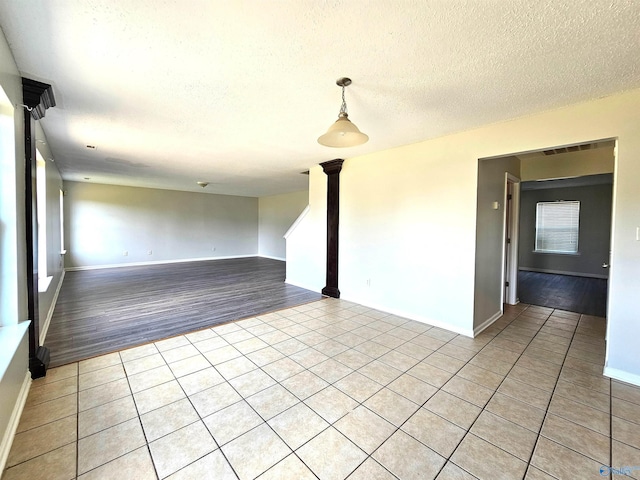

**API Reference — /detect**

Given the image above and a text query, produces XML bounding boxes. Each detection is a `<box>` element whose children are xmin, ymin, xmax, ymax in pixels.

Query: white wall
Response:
<box><xmin>0</xmin><ymin>32</ymin><xmax>26</xmax><ymax>327</ymax></box>
<box><xmin>258</xmin><ymin>190</ymin><xmax>308</xmax><ymax>261</ymax></box>
<box><xmin>285</xmin><ymin>166</ymin><xmax>326</xmax><ymax>292</ymax></box>
<box><xmin>289</xmin><ymin>88</ymin><xmax>640</xmax><ymax>384</ymax></box>
<box><xmin>0</xmin><ymin>85</ymin><xmax>18</xmax><ymax>327</ymax></box>
<box><xmin>0</xmin><ymin>26</ymin><xmax>31</xmax><ymax>472</ymax></box>
<box><xmin>35</xmin><ymin>123</ymin><xmax>65</xmax><ymax>341</ymax></box>
<box><xmin>64</xmin><ymin>182</ymin><xmax>259</xmax><ymax>268</ymax></box>
<box><xmin>338</xmin><ymin>142</ymin><xmax>478</xmax><ymax>334</ymax></box>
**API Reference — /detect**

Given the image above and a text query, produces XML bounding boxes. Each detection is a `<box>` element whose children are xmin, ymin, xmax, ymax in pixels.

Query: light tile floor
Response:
<box><xmin>4</xmin><ymin>299</ymin><xmax>640</xmax><ymax>479</ymax></box>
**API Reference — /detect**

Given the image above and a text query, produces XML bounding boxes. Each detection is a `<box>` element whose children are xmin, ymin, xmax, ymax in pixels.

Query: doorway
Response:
<box><xmin>512</xmin><ymin>140</ymin><xmax>615</xmax><ymax>317</ymax></box>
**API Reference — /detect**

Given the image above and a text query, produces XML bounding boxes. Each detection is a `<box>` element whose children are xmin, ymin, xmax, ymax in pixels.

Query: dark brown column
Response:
<box><xmin>23</xmin><ymin>77</ymin><xmax>56</xmax><ymax>379</ymax></box>
<box><xmin>320</xmin><ymin>159</ymin><xmax>344</xmax><ymax>298</ymax></box>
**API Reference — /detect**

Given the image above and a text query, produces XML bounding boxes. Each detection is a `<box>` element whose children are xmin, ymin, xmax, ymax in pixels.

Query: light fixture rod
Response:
<box><xmin>337</xmin><ymin>78</ymin><xmax>351</xmax><ymax>114</ymax></box>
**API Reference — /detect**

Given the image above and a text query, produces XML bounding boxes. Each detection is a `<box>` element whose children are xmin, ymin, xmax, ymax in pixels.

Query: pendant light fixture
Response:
<box><xmin>318</xmin><ymin>77</ymin><xmax>369</xmax><ymax>148</ymax></box>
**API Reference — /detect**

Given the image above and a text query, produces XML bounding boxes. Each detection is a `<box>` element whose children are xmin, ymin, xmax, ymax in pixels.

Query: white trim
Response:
<box><xmin>603</xmin><ymin>366</ymin><xmax>640</xmax><ymax>388</ymax></box>
<box><xmin>518</xmin><ymin>266</ymin><xmax>608</xmax><ymax>279</ymax></box>
<box><xmin>503</xmin><ymin>174</ymin><xmax>520</xmax><ymax>305</ymax></box>
<box><xmin>473</xmin><ymin>310</ymin><xmax>503</xmax><ymax>337</ymax></box>
<box><xmin>340</xmin><ymin>294</ymin><xmax>475</xmax><ymax>337</ymax></box>
<box><xmin>284</xmin><ymin>205</ymin><xmax>310</xmax><ymax>239</ymax></box>
<box><xmin>0</xmin><ymin>371</ymin><xmax>31</xmax><ymax>474</ymax></box>
<box><xmin>39</xmin><ymin>270</ymin><xmax>65</xmax><ymax>345</ymax></box>
<box><xmin>65</xmin><ymin>254</ymin><xmax>258</xmax><ymax>272</ymax></box>
<box><xmin>37</xmin><ymin>275</ymin><xmax>53</xmax><ymax>293</ymax></box>
<box><xmin>259</xmin><ymin>255</ymin><xmax>285</xmax><ymax>262</ymax></box>
<box><xmin>604</xmin><ymin>138</ymin><xmax>618</xmax><ymax>355</ymax></box>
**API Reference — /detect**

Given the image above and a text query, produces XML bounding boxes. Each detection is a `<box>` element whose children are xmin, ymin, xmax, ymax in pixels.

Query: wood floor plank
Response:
<box><xmin>517</xmin><ymin>271</ymin><xmax>607</xmax><ymax>317</ymax></box>
<box><xmin>44</xmin><ymin>257</ymin><xmax>323</xmax><ymax>367</ymax></box>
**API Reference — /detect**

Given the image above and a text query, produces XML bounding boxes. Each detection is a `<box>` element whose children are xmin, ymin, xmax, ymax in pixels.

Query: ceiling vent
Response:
<box><xmin>543</xmin><ymin>143</ymin><xmax>594</xmax><ymax>156</ymax></box>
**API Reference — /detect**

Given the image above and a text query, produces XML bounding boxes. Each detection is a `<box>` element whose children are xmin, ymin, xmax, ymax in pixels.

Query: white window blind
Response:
<box><xmin>535</xmin><ymin>201</ymin><xmax>580</xmax><ymax>253</ymax></box>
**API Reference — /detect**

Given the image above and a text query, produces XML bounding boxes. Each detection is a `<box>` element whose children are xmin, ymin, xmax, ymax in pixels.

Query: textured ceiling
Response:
<box><xmin>1</xmin><ymin>1</ymin><xmax>639</xmax><ymax>197</ymax></box>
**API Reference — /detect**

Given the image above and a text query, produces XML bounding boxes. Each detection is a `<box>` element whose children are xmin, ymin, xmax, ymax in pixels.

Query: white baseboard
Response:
<box><xmin>39</xmin><ymin>270</ymin><xmax>65</xmax><ymax>345</ymax></box>
<box><xmin>65</xmin><ymin>254</ymin><xmax>258</xmax><ymax>271</ymax></box>
<box><xmin>518</xmin><ymin>267</ymin><xmax>608</xmax><ymax>280</ymax></box>
<box><xmin>0</xmin><ymin>371</ymin><xmax>31</xmax><ymax>473</ymax></box>
<box><xmin>340</xmin><ymin>294</ymin><xmax>474</xmax><ymax>337</ymax></box>
<box><xmin>284</xmin><ymin>279</ymin><xmax>323</xmax><ymax>293</ymax></box>
<box><xmin>603</xmin><ymin>366</ymin><xmax>640</xmax><ymax>387</ymax></box>
<box><xmin>473</xmin><ymin>310</ymin><xmax>503</xmax><ymax>337</ymax></box>
<box><xmin>258</xmin><ymin>255</ymin><xmax>285</xmax><ymax>262</ymax></box>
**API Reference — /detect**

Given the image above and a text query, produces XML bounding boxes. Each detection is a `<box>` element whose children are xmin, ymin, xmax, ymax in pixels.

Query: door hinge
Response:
<box><xmin>505</xmin><ymin>281</ymin><xmax>510</xmax><ymax>287</ymax></box>
<box><xmin>507</xmin><ymin>194</ymin><xmax>513</xmax><ymax>200</ymax></box>
<box><xmin>507</xmin><ymin>238</ymin><xmax>511</xmax><ymax>244</ymax></box>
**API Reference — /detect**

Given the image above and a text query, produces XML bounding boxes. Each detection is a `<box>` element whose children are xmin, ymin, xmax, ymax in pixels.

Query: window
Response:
<box><xmin>535</xmin><ymin>201</ymin><xmax>580</xmax><ymax>254</ymax></box>
<box><xmin>60</xmin><ymin>189</ymin><xmax>65</xmax><ymax>253</ymax></box>
<box><xmin>36</xmin><ymin>152</ymin><xmax>47</xmax><ymax>277</ymax></box>
<box><xmin>0</xmin><ymin>85</ymin><xmax>18</xmax><ymax>326</ymax></box>
<box><xmin>36</xmin><ymin>150</ymin><xmax>53</xmax><ymax>291</ymax></box>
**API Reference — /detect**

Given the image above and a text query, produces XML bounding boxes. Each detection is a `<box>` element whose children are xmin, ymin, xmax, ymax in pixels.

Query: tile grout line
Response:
<box><xmin>11</xmin><ymin>301</ymin><xmax>623</xmax><ymax>480</ymax></box>
<box><xmin>106</xmin><ymin>304</ymin><xmax>539</xmax><ymax>478</ymax></box>
<box><xmin>250</xmin><ymin>303</ymin><xmax>436</xmax><ymax>478</ymax></box>
<box><xmin>155</xmin><ymin>327</ymin><xmax>245</xmax><ymax>480</ymax></box>
<box><xmin>302</xmin><ymin>306</ymin><xmax>451</xmax><ymax>479</ymax></box>
<box><xmin>164</xmin><ymin>304</ymin><xmax>371</xmax><ymax>478</ymax></box>
<box><xmin>523</xmin><ymin>312</ymin><xmax>599</xmax><ymax>479</ymax></box>
<box><xmin>246</xmin><ymin>302</ymin><xmax>392</xmax><ymax>479</ymax></box>
<box><xmin>118</xmin><ymin>349</ymin><xmax>162</xmax><ymax>480</ymax></box>
<box><xmin>79</xmin><ymin>303</ymin><xmax>393</xmax><ymax>479</ymax></box>
<box><xmin>609</xmin><ymin>373</ymin><xmax>613</xmax><ymax>476</ymax></box>
<box><xmin>76</xmin><ymin>367</ymin><xmax>79</xmax><ymax>480</ymax></box>
<box><xmin>252</xmin><ymin>305</ymin><xmax>390</xmax><ymax>478</ymax></box>
<box><xmin>332</xmin><ymin>315</ymin><xmax>504</xmax><ymax>479</ymax></box>
<box><xmin>521</xmin><ymin>311</ymin><xmax>578</xmax><ymax>479</ymax></box>
<box><xmin>426</xmin><ymin>305</ymin><xmax>552</xmax><ymax>479</ymax></box>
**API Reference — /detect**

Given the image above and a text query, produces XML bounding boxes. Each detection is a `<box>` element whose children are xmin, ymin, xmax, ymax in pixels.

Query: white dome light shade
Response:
<box><xmin>318</xmin><ymin>112</ymin><xmax>369</xmax><ymax>147</ymax></box>
<box><xmin>318</xmin><ymin>77</ymin><xmax>369</xmax><ymax>148</ymax></box>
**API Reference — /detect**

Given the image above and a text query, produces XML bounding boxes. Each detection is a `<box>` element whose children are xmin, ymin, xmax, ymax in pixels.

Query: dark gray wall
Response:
<box><xmin>519</xmin><ymin>183</ymin><xmax>612</xmax><ymax>278</ymax></box>
<box><xmin>473</xmin><ymin>156</ymin><xmax>520</xmax><ymax>327</ymax></box>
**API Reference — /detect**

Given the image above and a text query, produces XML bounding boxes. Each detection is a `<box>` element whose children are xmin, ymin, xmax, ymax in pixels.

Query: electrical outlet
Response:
<box><xmin>147</xmin><ymin>250</ymin><xmax>153</xmax><ymax>255</ymax></box>
<box><xmin>212</xmin><ymin>246</ymin><xmax>216</xmax><ymax>251</ymax></box>
<box><xmin>123</xmin><ymin>250</ymin><xmax>128</xmax><ymax>256</ymax></box>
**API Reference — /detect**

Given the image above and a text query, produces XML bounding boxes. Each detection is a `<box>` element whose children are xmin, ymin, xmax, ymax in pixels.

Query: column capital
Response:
<box><xmin>22</xmin><ymin>77</ymin><xmax>56</xmax><ymax>120</ymax></box>
<box><xmin>320</xmin><ymin>159</ymin><xmax>344</xmax><ymax>175</ymax></box>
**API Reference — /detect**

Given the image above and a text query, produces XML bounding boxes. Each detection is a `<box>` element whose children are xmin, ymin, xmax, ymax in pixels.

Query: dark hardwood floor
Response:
<box><xmin>45</xmin><ymin>257</ymin><xmax>323</xmax><ymax>367</ymax></box>
<box><xmin>517</xmin><ymin>271</ymin><xmax>607</xmax><ymax>317</ymax></box>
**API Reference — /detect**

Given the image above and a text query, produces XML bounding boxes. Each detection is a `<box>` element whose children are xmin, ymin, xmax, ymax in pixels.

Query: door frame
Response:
<box><xmin>502</xmin><ymin>173</ymin><xmax>520</xmax><ymax>305</ymax></box>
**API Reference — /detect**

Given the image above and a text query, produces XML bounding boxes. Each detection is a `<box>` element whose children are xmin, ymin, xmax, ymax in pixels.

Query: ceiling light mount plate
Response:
<box><xmin>336</xmin><ymin>77</ymin><xmax>352</xmax><ymax>87</ymax></box>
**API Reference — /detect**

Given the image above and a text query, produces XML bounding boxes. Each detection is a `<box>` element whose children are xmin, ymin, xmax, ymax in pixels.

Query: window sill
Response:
<box><xmin>533</xmin><ymin>250</ymin><xmax>580</xmax><ymax>256</ymax></box>
<box><xmin>38</xmin><ymin>276</ymin><xmax>53</xmax><ymax>293</ymax></box>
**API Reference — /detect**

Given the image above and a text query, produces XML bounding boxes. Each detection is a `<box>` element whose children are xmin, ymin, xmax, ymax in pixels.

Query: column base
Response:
<box><xmin>29</xmin><ymin>346</ymin><xmax>50</xmax><ymax>379</ymax></box>
<box><xmin>321</xmin><ymin>286</ymin><xmax>341</xmax><ymax>298</ymax></box>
